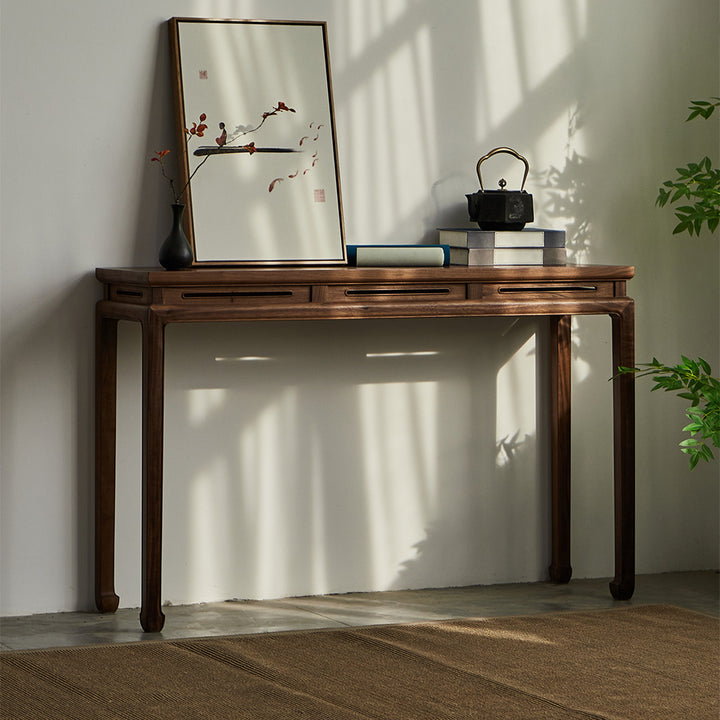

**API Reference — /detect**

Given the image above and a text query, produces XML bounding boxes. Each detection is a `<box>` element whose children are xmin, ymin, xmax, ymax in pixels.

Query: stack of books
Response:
<box><xmin>437</xmin><ymin>228</ymin><xmax>566</xmax><ymax>266</ymax></box>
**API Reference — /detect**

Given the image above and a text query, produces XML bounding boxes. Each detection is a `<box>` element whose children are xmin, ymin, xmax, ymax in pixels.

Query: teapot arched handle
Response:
<box><xmin>476</xmin><ymin>147</ymin><xmax>530</xmax><ymax>192</ymax></box>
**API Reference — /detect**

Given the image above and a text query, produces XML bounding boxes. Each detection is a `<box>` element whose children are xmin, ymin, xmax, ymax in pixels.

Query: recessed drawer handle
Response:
<box><xmin>345</xmin><ymin>288</ymin><xmax>452</xmax><ymax>296</ymax></box>
<box><xmin>182</xmin><ymin>291</ymin><xmax>294</xmax><ymax>299</ymax></box>
<box><xmin>115</xmin><ymin>289</ymin><xmax>144</xmax><ymax>298</ymax></box>
<box><xmin>497</xmin><ymin>285</ymin><xmax>598</xmax><ymax>293</ymax></box>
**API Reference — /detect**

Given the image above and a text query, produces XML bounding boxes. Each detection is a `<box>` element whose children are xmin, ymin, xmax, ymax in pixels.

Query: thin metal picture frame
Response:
<box><xmin>168</xmin><ymin>18</ymin><xmax>346</xmax><ymax>265</ymax></box>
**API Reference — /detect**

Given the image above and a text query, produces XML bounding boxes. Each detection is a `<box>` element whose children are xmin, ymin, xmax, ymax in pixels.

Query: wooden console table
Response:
<box><xmin>95</xmin><ymin>265</ymin><xmax>635</xmax><ymax>632</ymax></box>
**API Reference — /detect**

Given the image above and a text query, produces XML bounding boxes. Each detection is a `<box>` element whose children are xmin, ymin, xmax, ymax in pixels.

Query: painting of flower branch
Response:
<box><xmin>168</xmin><ymin>18</ymin><xmax>346</xmax><ymax>264</ymax></box>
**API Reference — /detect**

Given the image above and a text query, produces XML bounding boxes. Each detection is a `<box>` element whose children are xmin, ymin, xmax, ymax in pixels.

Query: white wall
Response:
<box><xmin>1</xmin><ymin>0</ymin><xmax>718</xmax><ymax>616</ymax></box>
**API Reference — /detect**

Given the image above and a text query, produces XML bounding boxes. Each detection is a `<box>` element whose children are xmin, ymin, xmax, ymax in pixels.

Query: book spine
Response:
<box><xmin>449</xmin><ymin>247</ymin><xmax>567</xmax><ymax>265</ymax></box>
<box><xmin>347</xmin><ymin>245</ymin><xmax>450</xmax><ymax>267</ymax></box>
<box><xmin>438</xmin><ymin>229</ymin><xmax>565</xmax><ymax>249</ymax></box>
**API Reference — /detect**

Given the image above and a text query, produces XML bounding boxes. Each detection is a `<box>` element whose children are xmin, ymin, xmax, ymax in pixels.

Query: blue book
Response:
<box><xmin>347</xmin><ymin>244</ymin><xmax>450</xmax><ymax>267</ymax></box>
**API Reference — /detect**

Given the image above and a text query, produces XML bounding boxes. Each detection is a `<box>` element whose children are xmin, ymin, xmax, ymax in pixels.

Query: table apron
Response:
<box><xmin>97</xmin><ymin>298</ymin><xmax>633</xmax><ymax>324</ymax></box>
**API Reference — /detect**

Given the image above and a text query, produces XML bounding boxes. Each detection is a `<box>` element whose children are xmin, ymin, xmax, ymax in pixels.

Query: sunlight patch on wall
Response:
<box><xmin>188</xmin><ymin>458</ymin><xmax>231</xmax><ymax>600</ymax></box>
<box><xmin>307</xmin><ymin>436</ymin><xmax>329</xmax><ymax>592</ymax></box>
<box><xmin>343</xmin><ymin>19</ymin><xmax>437</xmax><ymax>240</ymax></box>
<box><xmin>358</xmin><ymin>381</ymin><xmax>439</xmax><ymax>587</ymax></box>
<box><xmin>495</xmin><ymin>334</ymin><xmax>536</xmax><ymax>469</ymax></box>
<box><xmin>366</xmin><ymin>350</ymin><xmax>440</xmax><ymax>359</ymax></box>
<box><xmin>249</xmin><ymin>200</ymin><xmax>278</xmax><ymax>258</ymax></box>
<box><xmin>382</xmin><ymin>0</ymin><xmax>411</xmax><ymax>26</ymax></box>
<box><xmin>476</xmin><ymin>2</ymin><xmax>523</xmax><ymax>129</ymax></box>
<box><xmin>534</xmin><ymin>104</ymin><xmax>592</xmax><ymax>260</ymax></box>
<box><xmin>239</xmin><ymin>389</ymin><xmax>297</xmax><ymax>597</ymax></box>
<box><xmin>476</xmin><ymin>0</ymin><xmax>587</xmax><ymax>132</ymax></box>
<box><xmin>346</xmin><ymin>0</ymin><xmax>411</xmax><ymax>60</ymax></box>
<box><xmin>517</xmin><ymin>0</ymin><xmax>587</xmax><ymax>91</ymax></box>
<box><xmin>570</xmin><ymin>317</ymin><xmax>592</xmax><ymax>384</ymax></box>
<box><xmin>215</xmin><ymin>356</ymin><xmax>274</xmax><ymax>363</ymax></box>
<box><xmin>384</xmin><ymin>25</ymin><xmax>438</xmax><ymax>219</ymax></box>
<box><xmin>188</xmin><ymin>387</ymin><xmax>227</xmax><ymax>426</ymax></box>
<box><xmin>533</xmin><ymin>110</ymin><xmax>582</xmax><ymax>180</ymax></box>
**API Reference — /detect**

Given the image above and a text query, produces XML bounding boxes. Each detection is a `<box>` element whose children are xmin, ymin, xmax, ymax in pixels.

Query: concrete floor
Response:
<box><xmin>1</xmin><ymin>571</ymin><xmax>717</xmax><ymax>652</ymax></box>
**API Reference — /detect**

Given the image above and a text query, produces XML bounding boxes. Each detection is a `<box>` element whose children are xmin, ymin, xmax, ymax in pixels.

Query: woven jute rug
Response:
<box><xmin>1</xmin><ymin>604</ymin><xmax>717</xmax><ymax>719</ymax></box>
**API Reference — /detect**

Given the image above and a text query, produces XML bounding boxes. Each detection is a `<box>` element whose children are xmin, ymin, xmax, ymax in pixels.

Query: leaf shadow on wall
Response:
<box><xmin>111</xmin><ymin>317</ymin><xmax>552</xmax><ymax>606</ymax></box>
<box><xmin>534</xmin><ymin>105</ymin><xmax>593</xmax><ymax>261</ymax></box>
<box><xmin>112</xmin><ymin>0</ymin><xmax>627</xmax><ymax>606</ymax></box>
<box><xmin>391</xmin><ymin>317</ymin><xmax>551</xmax><ymax>592</ymax></box>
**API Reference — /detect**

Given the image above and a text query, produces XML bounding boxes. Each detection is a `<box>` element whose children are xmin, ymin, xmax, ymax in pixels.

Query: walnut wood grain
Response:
<box><xmin>548</xmin><ymin>315</ymin><xmax>572</xmax><ymax>584</ymax></box>
<box><xmin>94</xmin><ymin>311</ymin><xmax>119</xmax><ymax>613</ymax></box>
<box><xmin>140</xmin><ymin>309</ymin><xmax>166</xmax><ymax>633</ymax></box>
<box><xmin>610</xmin><ymin>301</ymin><xmax>636</xmax><ymax>600</ymax></box>
<box><xmin>94</xmin><ymin>265</ymin><xmax>635</xmax><ymax>632</ymax></box>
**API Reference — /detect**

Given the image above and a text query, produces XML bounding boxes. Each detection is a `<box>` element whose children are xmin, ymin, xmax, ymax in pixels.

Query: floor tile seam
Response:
<box><xmin>279</xmin><ymin>604</ymin><xmax>365</xmax><ymax>627</ymax></box>
<box><xmin>229</xmin><ymin>599</ymin><xmax>359</xmax><ymax>625</ymax></box>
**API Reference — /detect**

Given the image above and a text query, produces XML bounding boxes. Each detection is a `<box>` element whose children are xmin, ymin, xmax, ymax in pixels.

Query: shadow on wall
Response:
<box><xmin>391</xmin><ymin>317</ymin><xmax>551</xmax><ymax>591</ymax></box>
<box><xmin>132</xmin><ymin>23</ymin><xmax>184</xmax><ymax>266</ymax></box>
<box><xmin>132</xmin><ymin>317</ymin><xmax>551</xmax><ymax>605</ymax></box>
<box><xmin>536</xmin><ymin>104</ymin><xmax>593</xmax><ymax>260</ymax></box>
<box><xmin>111</xmin><ymin>0</ymin><xmax>685</xmax><ymax>605</ymax></box>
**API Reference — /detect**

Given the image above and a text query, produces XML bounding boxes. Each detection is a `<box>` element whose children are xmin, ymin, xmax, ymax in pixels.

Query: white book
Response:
<box><xmin>449</xmin><ymin>246</ymin><xmax>567</xmax><ymax>266</ymax></box>
<box><xmin>438</xmin><ymin>228</ymin><xmax>565</xmax><ymax>249</ymax></box>
<box><xmin>347</xmin><ymin>244</ymin><xmax>450</xmax><ymax>267</ymax></box>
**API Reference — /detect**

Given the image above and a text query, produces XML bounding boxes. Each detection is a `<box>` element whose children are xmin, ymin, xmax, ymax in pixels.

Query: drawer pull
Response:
<box><xmin>182</xmin><ymin>290</ymin><xmax>294</xmax><ymax>299</ymax></box>
<box><xmin>498</xmin><ymin>285</ymin><xmax>598</xmax><ymax>293</ymax></box>
<box><xmin>345</xmin><ymin>288</ymin><xmax>451</xmax><ymax>297</ymax></box>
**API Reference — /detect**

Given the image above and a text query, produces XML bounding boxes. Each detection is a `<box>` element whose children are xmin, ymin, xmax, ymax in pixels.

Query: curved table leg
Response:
<box><xmin>95</xmin><ymin>308</ymin><xmax>120</xmax><ymax>613</ymax></box>
<box><xmin>609</xmin><ymin>302</ymin><xmax>635</xmax><ymax>600</ymax></box>
<box><xmin>548</xmin><ymin>315</ymin><xmax>572</xmax><ymax>584</ymax></box>
<box><xmin>139</xmin><ymin>309</ymin><xmax>166</xmax><ymax>632</ymax></box>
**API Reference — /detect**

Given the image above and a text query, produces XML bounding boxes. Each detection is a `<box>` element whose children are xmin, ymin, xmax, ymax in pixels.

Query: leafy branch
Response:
<box><xmin>150</xmin><ymin>102</ymin><xmax>297</xmax><ymax>204</ymax></box>
<box><xmin>617</xmin><ymin>357</ymin><xmax>720</xmax><ymax>469</ymax></box>
<box><xmin>632</xmin><ymin>99</ymin><xmax>720</xmax><ymax>472</ymax></box>
<box><xmin>225</xmin><ymin>101</ymin><xmax>295</xmax><ymax>145</ymax></box>
<box><xmin>656</xmin><ymin>98</ymin><xmax>720</xmax><ymax>235</ymax></box>
<box><xmin>685</xmin><ymin>97</ymin><xmax>720</xmax><ymax>121</ymax></box>
<box><xmin>151</xmin><ymin>112</ymin><xmax>211</xmax><ymax>204</ymax></box>
<box><xmin>657</xmin><ymin>156</ymin><xmax>720</xmax><ymax>235</ymax></box>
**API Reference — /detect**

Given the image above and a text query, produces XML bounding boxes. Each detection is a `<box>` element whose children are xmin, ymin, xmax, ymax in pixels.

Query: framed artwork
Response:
<box><xmin>168</xmin><ymin>18</ymin><xmax>346</xmax><ymax>265</ymax></box>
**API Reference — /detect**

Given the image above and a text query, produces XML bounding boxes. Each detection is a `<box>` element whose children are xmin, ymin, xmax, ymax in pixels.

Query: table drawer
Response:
<box><xmin>108</xmin><ymin>285</ymin><xmax>153</xmax><ymax>304</ymax></box>
<box><xmin>320</xmin><ymin>283</ymin><xmax>467</xmax><ymax>303</ymax></box>
<box><xmin>478</xmin><ymin>281</ymin><xmax>616</xmax><ymax>299</ymax></box>
<box><xmin>161</xmin><ymin>285</ymin><xmax>312</xmax><ymax>305</ymax></box>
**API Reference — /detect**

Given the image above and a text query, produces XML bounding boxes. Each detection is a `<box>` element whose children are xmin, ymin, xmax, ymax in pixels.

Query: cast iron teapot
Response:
<box><xmin>466</xmin><ymin>146</ymin><xmax>534</xmax><ymax>230</ymax></box>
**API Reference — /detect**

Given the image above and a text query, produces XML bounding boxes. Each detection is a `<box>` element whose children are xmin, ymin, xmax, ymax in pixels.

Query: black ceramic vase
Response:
<box><xmin>159</xmin><ymin>203</ymin><xmax>193</xmax><ymax>270</ymax></box>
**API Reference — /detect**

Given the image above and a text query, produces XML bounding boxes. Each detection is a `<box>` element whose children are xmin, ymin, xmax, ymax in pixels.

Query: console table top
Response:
<box><xmin>96</xmin><ymin>264</ymin><xmax>635</xmax><ymax>287</ymax></box>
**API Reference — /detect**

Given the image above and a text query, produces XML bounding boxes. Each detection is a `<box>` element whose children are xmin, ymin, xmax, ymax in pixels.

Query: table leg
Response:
<box><xmin>609</xmin><ymin>302</ymin><xmax>635</xmax><ymax>600</ymax></box>
<box><xmin>95</xmin><ymin>308</ymin><xmax>120</xmax><ymax>613</ymax></box>
<box><xmin>548</xmin><ymin>315</ymin><xmax>572</xmax><ymax>583</ymax></box>
<box><xmin>140</xmin><ymin>309</ymin><xmax>166</xmax><ymax>632</ymax></box>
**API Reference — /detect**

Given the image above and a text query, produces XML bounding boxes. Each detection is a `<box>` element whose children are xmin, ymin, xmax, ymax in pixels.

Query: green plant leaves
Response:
<box><xmin>686</xmin><ymin>97</ymin><xmax>720</xmax><ymax>121</ymax></box>
<box><xmin>656</xmin><ymin>159</ymin><xmax>720</xmax><ymax>236</ymax></box>
<box><xmin>616</xmin><ymin>357</ymin><xmax>719</xmax><ymax>470</ymax></box>
<box><xmin>635</xmin><ymin>99</ymin><xmax>720</xmax><ymax>468</ymax></box>
<box><xmin>656</xmin><ymin>98</ymin><xmax>720</xmax><ymax>236</ymax></box>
